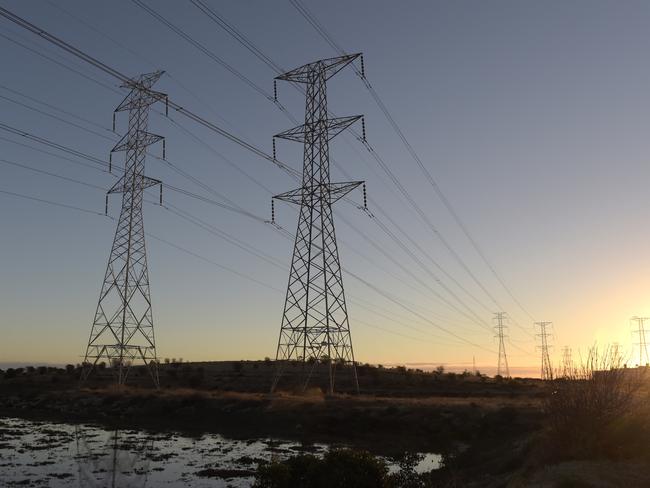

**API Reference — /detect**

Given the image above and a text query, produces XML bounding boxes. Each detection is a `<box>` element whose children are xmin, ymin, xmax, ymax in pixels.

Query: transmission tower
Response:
<box><xmin>535</xmin><ymin>321</ymin><xmax>553</xmax><ymax>380</ymax></box>
<box><xmin>631</xmin><ymin>316</ymin><xmax>650</xmax><ymax>366</ymax></box>
<box><xmin>270</xmin><ymin>54</ymin><xmax>365</xmax><ymax>395</ymax></box>
<box><xmin>494</xmin><ymin>312</ymin><xmax>510</xmax><ymax>378</ymax></box>
<box><xmin>82</xmin><ymin>71</ymin><xmax>167</xmax><ymax>387</ymax></box>
<box><xmin>561</xmin><ymin>346</ymin><xmax>573</xmax><ymax>378</ymax></box>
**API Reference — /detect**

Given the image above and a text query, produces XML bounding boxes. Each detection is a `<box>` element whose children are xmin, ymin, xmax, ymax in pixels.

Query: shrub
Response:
<box><xmin>543</xmin><ymin>345</ymin><xmax>644</xmax><ymax>461</ymax></box>
<box><xmin>254</xmin><ymin>449</ymin><xmax>389</xmax><ymax>488</ymax></box>
<box><xmin>389</xmin><ymin>452</ymin><xmax>426</xmax><ymax>488</ymax></box>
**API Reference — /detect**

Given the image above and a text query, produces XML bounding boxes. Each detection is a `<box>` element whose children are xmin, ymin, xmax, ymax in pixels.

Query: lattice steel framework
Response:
<box><xmin>535</xmin><ymin>321</ymin><xmax>553</xmax><ymax>381</ymax></box>
<box><xmin>271</xmin><ymin>54</ymin><xmax>364</xmax><ymax>394</ymax></box>
<box><xmin>631</xmin><ymin>316</ymin><xmax>650</xmax><ymax>366</ymax></box>
<box><xmin>494</xmin><ymin>312</ymin><xmax>510</xmax><ymax>378</ymax></box>
<box><xmin>75</xmin><ymin>426</ymin><xmax>153</xmax><ymax>487</ymax></box>
<box><xmin>82</xmin><ymin>71</ymin><xmax>167</xmax><ymax>387</ymax></box>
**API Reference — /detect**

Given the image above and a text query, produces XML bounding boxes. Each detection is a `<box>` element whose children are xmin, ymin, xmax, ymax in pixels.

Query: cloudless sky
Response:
<box><xmin>2</xmin><ymin>0</ymin><xmax>650</xmax><ymax>376</ymax></box>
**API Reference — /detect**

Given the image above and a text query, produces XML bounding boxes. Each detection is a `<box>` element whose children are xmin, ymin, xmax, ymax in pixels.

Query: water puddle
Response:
<box><xmin>0</xmin><ymin>417</ymin><xmax>441</xmax><ymax>487</ymax></box>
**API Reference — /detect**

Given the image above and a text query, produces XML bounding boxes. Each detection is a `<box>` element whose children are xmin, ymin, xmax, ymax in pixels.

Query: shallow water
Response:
<box><xmin>0</xmin><ymin>417</ymin><xmax>441</xmax><ymax>487</ymax></box>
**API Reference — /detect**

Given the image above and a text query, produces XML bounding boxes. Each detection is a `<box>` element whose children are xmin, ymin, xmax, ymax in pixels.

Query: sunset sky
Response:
<box><xmin>3</xmin><ymin>0</ymin><xmax>650</xmax><ymax>376</ymax></box>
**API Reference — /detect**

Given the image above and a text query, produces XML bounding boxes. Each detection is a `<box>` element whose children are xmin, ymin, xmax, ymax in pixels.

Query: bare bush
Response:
<box><xmin>544</xmin><ymin>345</ymin><xmax>645</xmax><ymax>460</ymax></box>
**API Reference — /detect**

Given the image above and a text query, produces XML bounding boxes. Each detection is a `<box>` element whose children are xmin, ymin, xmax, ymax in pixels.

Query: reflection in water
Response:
<box><xmin>0</xmin><ymin>417</ymin><xmax>441</xmax><ymax>487</ymax></box>
<box><xmin>74</xmin><ymin>427</ymin><xmax>154</xmax><ymax>488</ymax></box>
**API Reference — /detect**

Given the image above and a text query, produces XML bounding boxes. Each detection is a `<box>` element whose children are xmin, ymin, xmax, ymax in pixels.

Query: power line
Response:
<box><xmin>0</xmin><ymin>92</ymin><xmax>114</xmax><ymax>141</ymax></box>
<box><xmin>289</xmin><ymin>0</ymin><xmax>536</xmax><ymax>324</ymax></box>
<box><xmin>183</xmin><ymin>1</ymin><xmax>511</xmax><ymax>333</ymax></box>
<box><xmin>0</xmin><ymin>6</ymin><xmax>301</xmax><ymax>178</ymax></box>
<box><xmin>0</xmin><ymin>108</ymin><xmax>473</xmax><ymax>344</ymax></box>
<box><xmin>4</xmin><ymin>146</ymin><xmax>498</xmax><ymax>355</ymax></box>
<box><xmin>0</xmin><ymin>30</ymin><xmax>120</xmax><ymax>95</ymax></box>
<box><xmin>1</xmin><ymin>82</ymin><xmax>266</xmax><ymax>222</ymax></box>
<box><xmin>0</xmin><ymin>188</ymin><xmax>106</xmax><ymax>216</ymax></box>
<box><xmin>131</xmin><ymin>0</ymin><xmax>275</xmax><ymax>103</ymax></box>
<box><xmin>192</xmin><ymin>0</ymin><xmax>529</xmax><ymax>335</ymax></box>
<box><xmin>1</xmin><ymin>111</ymin><xmax>483</xmax><ymax>340</ymax></box>
<box><xmin>188</xmin><ymin>0</ymin><xmax>285</xmax><ymax>74</ymax></box>
<box><xmin>0</xmin><ymin>6</ymin><xmax>509</xmax><ymax>357</ymax></box>
<box><xmin>2</xmin><ymin>4</ymin><xmax>489</xmax><ymax>333</ymax></box>
<box><xmin>0</xmin><ymin>121</ymin><xmax>109</xmax><ymax>169</ymax></box>
<box><xmin>0</xmin><ymin>179</ymin><xmax>469</xmax><ymax>353</ymax></box>
<box><xmin>0</xmin><ymin>83</ymin><xmax>114</xmax><ymax>135</ymax></box>
<box><xmin>0</xmin><ymin>120</ymin><xmax>267</xmax><ymax>222</ymax></box>
<box><xmin>0</xmin><ymin>157</ymin><xmax>105</xmax><ymax>190</ymax></box>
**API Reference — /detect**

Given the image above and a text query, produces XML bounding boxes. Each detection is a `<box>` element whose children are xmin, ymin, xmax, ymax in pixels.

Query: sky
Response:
<box><xmin>2</xmin><ymin>0</ymin><xmax>650</xmax><ymax>376</ymax></box>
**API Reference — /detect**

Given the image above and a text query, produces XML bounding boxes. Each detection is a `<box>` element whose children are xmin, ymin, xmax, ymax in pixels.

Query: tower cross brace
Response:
<box><xmin>631</xmin><ymin>316</ymin><xmax>650</xmax><ymax>366</ymax></box>
<box><xmin>561</xmin><ymin>346</ymin><xmax>573</xmax><ymax>378</ymax></box>
<box><xmin>535</xmin><ymin>321</ymin><xmax>553</xmax><ymax>381</ymax></box>
<box><xmin>270</xmin><ymin>54</ymin><xmax>364</xmax><ymax>394</ymax></box>
<box><xmin>494</xmin><ymin>312</ymin><xmax>510</xmax><ymax>378</ymax></box>
<box><xmin>82</xmin><ymin>71</ymin><xmax>167</xmax><ymax>387</ymax></box>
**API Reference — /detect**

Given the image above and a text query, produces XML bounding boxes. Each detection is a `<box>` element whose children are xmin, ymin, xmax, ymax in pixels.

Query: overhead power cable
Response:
<box><xmin>1</xmin><ymin>106</ymin><xmax>478</xmax><ymax>333</ymax></box>
<box><xmin>0</xmin><ymin>157</ymin><xmax>105</xmax><ymax>190</ymax></box>
<box><xmin>0</xmin><ymin>6</ymin><xmax>300</xmax><ymax>178</ymax></box>
<box><xmin>0</xmin><ymin>121</ymin><xmax>265</xmax><ymax>222</ymax></box>
<box><xmin>183</xmin><ymin>0</ymin><xmax>515</xmax><ymax>332</ymax></box>
<box><xmin>0</xmin><ymin>6</ymin><xmax>507</xmax><ymax>351</ymax></box>
<box><xmin>290</xmin><ymin>0</ymin><xmax>536</xmax><ymax>324</ymax></box>
<box><xmin>0</xmin><ymin>188</ymin><xmax>106</xmax><ymax>216</ymax></box>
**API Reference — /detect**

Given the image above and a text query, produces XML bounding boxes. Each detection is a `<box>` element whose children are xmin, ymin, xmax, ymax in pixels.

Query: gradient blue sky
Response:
<box><xmin>2</xmin><ymin>0</ymin><xmax>650</xmax><ymax>375</ymax></box>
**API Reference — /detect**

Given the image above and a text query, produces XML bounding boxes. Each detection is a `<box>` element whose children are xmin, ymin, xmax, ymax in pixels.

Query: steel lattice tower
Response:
<box><xmin>271</xmin><ymin>54</ymin><xmax>364</xmax><ymax>394</ymax></box>
<box><xmin>494</xmin><ymin>312</ymin><xmax>510</xmax><ymax>378</ymax></box>
<box><xmin>82</xmin><ymin>71</ymin><xmax>167</xmax><ymax>387</ymax></box>
<box><xmin>631</xmin><ymin>316</ymin><xmax>650</xmax><ymax>366</ymax></box>
<box><xmin>535</xmin><ymin>321</ymin><xmax>553</xmax><ymax>380</ymax></box>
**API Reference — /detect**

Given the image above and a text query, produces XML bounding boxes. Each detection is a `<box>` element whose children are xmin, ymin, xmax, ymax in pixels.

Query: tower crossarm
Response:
<box><xmin>115</xmin><ymin>89</ymin><xmax>167</xmax><ymax>112</ymax></box>
<box><xmin>275</xmin><ymin>53</ymin><xmax>360</xmax><ymax>83</ymax></box>
<box><xmin>274</xmin><ymin>115</ymin><xmax>362</xmax><ymax>143</ymax></box>
<box><xmin>274</xmin><ymin>181</ymin><xmax>363</xmax><ymax>206</ymax></box>
<box><xmin>111</xmin><ymin>130</ymin><xmax>164</xmax><ymax>153</ymax></box>
<box><xmin>116</xmin><ymin>70</ymin><xmax>168</xmax><ymax>111</ymax></box>
<box><xmin>107</xmin><ymin>175</ymin><xmax>161</xmax><ymax>195</ymax></box>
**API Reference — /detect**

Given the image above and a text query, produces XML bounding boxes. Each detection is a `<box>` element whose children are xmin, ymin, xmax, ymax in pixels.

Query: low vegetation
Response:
<box><xmin>254</xmin><ymin>449</ymin><xmax>432</xmax><ymax>488</ymax></box>
<box><xmin>541</xmin><ymin>346</ymin><xmax>648</xmax><ymax>463</ymax></box>
<box><xmin>4</xmin><ymin>354</ymin><xmax>650</xmax><ymax>485</ymax></box>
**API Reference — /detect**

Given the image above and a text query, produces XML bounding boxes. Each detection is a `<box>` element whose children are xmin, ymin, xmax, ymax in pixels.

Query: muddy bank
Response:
<box><xmin>0</xmin><ymin>385</ymin><xmax>542</xmax><ymax>457</ymax></box>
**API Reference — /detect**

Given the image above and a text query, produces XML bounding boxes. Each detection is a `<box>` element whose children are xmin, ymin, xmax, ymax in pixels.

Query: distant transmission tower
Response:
<box><xmin>535</xmin><ymin>321</ymin><xmax>553</xmax><ymax>380</ymax></box>
<box><xmin>270</xmin><ymin>54</ymin><xmax>365</xmax><ymax>394</ymax></box>
<box><xmin>561</xmin><ymin>346</ymin><xmax>573</xmax><ymax>378</ymax></box>
<box><xmin>494</xmin><ymin>312</ymin><xmax>510</xmax><ymax>378</ymax></box>
<box><xmin>631</xmin><ymin>316</ymin><xmax>650</xmax><ymax>366</ymax></box>
<box><xmin>82</xmin><ymin>71</ymin><xmax>167</xmax><ymax>387</ymax></box>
